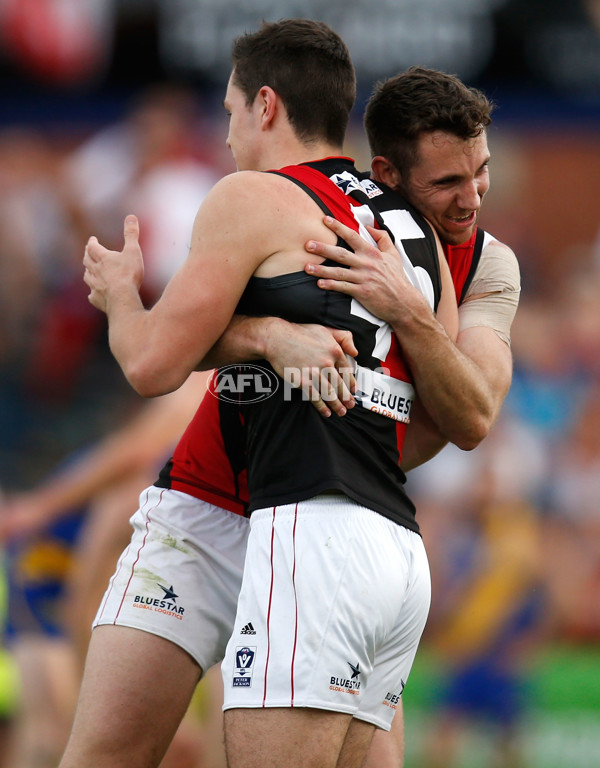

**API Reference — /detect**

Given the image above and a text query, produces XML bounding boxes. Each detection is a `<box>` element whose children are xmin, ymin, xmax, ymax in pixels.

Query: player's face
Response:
<box><xmin>224</xmin><ymin>73</ymin><xmax>261</xmax><ymax>171</ymax></box>
<box><xmin>401</xmin><ymin>130</ymin><xmax>490</xmax><ymax>246</ymax></box>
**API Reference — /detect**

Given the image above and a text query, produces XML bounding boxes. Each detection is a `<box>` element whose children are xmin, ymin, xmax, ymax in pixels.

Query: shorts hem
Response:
<box><xmin>222</xmin><ymin>699</ymin><xmax>391</xmax><ymax>729</ymax></box>
<box><xmin>351</xmin><ymin>711</ymin><xmax>392</xmax><ymax>731</ymax></box>
<box><xmin>222</xmin><ymin>699</ymin><xmax>356</xmax><ymax>719</ymax></box>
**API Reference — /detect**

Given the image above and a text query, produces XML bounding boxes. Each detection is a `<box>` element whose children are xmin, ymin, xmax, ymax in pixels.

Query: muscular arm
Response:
<box><xmin>402</xmin><ymin>240</ymin><xmax>519</xmax><ymax>467</ymax></box>
<box><xmin>83</xmin><ymin>173</ymin><xmax>291</xmax><ymax>397</ymax></box>
<box><xmin>401</xmin><ymin>324</ymin><xmax>513</xmax><ymax>469</ymax></box>
<box><xmin>201</xmin><ymin>315</ymin><xmax>358</xmax><ymax>418</ymax></box>
<box><xmin>304</xmin><ymin>218</ymin><xmax>519</xmax><ymax>454</ymax></box>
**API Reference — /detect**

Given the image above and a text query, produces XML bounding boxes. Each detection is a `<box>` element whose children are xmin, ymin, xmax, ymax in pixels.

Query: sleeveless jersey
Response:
<box><xmin>156</xmin><ymin>161</ymin><xmax>488</xmax><ymax>527</ymax></box>
<box><xmin>442</xmin><ymin>227</ymin><xmax>485</xmax><ymax>304</ymax></box>
<box><xmin>155</xmin><ymin>385</ymin><xmax>248</xmax><ymax>516</ymax></box>
<box><xmin>229</xmin><ymin>157</ymin><xmax>440</xmax><ymax>530</ymax></box>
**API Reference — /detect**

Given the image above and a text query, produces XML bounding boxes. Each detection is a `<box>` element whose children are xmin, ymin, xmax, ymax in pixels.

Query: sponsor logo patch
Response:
<box><xmin>383</xmin><ymin>679</ymin><xmax>406</xmax><ymax>709</ymax></box>
<box><xmin>132</xmin><ymin>583</ymin><xmax>185</xmax><ymax>620</ymax></box>
<box><xmin>232</xmin><ymin>646</ymin><xmax>256</xmax><ymax>687</ymax></box>
<box><xmin>329</xmin><ymin>661</ymin><xmax>361</xmax><ymax>695</ymax></box>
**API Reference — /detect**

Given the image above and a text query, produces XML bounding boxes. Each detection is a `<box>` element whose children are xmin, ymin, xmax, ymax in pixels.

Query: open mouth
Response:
<box><xmin>448</xmin><ymin>211</ymin><xmax>476</xmax><ymax>227</ymax></box>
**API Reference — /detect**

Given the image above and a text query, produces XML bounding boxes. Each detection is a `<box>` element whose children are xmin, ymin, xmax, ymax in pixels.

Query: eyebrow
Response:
<box><xmin>433</xmin><ymin>157</ymin><xmax>490</xmax><ymax>185</ymax></box>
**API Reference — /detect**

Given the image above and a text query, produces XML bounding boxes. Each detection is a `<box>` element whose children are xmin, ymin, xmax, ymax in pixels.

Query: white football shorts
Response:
<box><xmin>93</xmin><ymin>486</ymin><xmax>249</xmax><ymax>674</ymax></box>
<box><xmin>221</xmin><ymin>494</ymin><xmax>431</xmax><ymax>730</ymax></box>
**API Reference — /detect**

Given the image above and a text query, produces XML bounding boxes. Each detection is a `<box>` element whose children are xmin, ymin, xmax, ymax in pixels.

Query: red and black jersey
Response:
<box><xmin>155</xmin><ymin>387</ymin><xmax>248</xmax><ymax>515</ymax></box>
<box><xmin>228</xmin><ymin>157</ymin><xmax>440</xmax><ymax>531</ymax></box>
<box><xmin>155</xmin><ymin>159</ymin><xmax>482</xmax><ymax>530</ymax></box>
<box><xmin>442</xmin><ymin>227</ymin><xmax>485</xmax><ymax>304</ymax></box>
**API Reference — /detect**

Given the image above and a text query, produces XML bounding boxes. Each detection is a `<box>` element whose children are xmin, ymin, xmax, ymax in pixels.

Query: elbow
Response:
<box><xmin>448</xmin><ymin>413</ymin><xmax>493</xmax><ymax>452</ymax></box>
<box><xmin>123</xmin><ymin>359</ymin><xmax>182</xmax><ymax>399</ymax></box>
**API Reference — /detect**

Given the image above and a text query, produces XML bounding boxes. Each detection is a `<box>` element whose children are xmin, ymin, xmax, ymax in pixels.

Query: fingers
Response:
<box><xmin>365</xmin><ymin>224</ymin><xmax>396</xmax><ymax>253</ymax></box>
<box><xmin>305</xmin><ymin>261</ymin><xmax>359</xmax><ymax>290</ymax></box>
<box><xmin>305</xmin><ymin>216</ymin><xmax>384</xmax><ymax>268</ymax></box>
<box><xmin>322</xmin><ymin>215</ymin><xmax>368</xmax><ymax>250</ymax></box>
<box><xmin>84</xmin><ymin>236</ymin><xmax>99</xmax><ymax>263</ymax></box>
<box><xmin>305</xmin><ymin>238</ymin><xmax>358</xmax><ymax>267</ymax></box>
<box><xmin>302</xmin><ymin>365</ymin><xmax>355</xmax><ymax>418</ymax></box>
<box><xmin>318</xmin><ymin>215</ymin><xmax>397</xmax><ymax>260</ymax></box>
<box><xmin>123</xmin><ymin>214</ymin><xmax>140</xmax><ymax>247</ymax></box>
<box><xmin>330</xmin><ymin>328</ymin><xmax>358</xmax><ymax>359</ymax></box>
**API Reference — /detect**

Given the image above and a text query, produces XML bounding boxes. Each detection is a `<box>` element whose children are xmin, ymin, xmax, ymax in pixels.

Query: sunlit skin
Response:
<box><xmin>224</xmin><ymin>73</ymin><xmax>261</xmax><ymax>172</ymax></box>
<box><xmin>374</xmin><ymin>130</ymin><xmax>490</xmax><ymax>246</ymax></box>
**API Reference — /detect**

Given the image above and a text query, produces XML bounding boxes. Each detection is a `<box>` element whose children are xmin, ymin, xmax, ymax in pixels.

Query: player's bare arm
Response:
<box><xmin>202</xmin><ymin>315</ymin><xmax>358</xmax><ymax>418</ymax></box>
<box><xmin>83</xmin><ymin>172</ymin><xmax>293</xmax><ymax>397</ymax></box>
<box><xmin>305</xmin><ymin>216</ymin><xmax>510</xmax><ymax>451</ymax></box>
<box><xmin>83</xmin><ymin>170</ymin><xmax>343</xmax><ymax>399</ymax></box>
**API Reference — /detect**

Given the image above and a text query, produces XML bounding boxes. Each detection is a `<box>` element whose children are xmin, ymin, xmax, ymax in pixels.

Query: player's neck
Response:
<box><xmin>259</xmin><ymin>135</ymin><xmax>343</xmax><ymax>172</ymax></box>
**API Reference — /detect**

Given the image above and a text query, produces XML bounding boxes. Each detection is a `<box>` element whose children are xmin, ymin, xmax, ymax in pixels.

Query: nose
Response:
<box><xmin>457</xmin><ymin>179</ymin><xmax>484</xmax><ymax>211</ymax></box>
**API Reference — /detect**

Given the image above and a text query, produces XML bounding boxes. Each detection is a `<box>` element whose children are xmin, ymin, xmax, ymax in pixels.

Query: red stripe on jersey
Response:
<box><xmin>443</xmin><ymin>229</ymin><xmax>478</xmax><ymax>303</ymax></box>
<box><xmin>278</xmin><ymin>163</ymin><xmax>414</xmax><ymax>388</ymax></box>
<box><xmin>276</xmin><ymin>163</ymin><xmax>364</xmax><ymax>233</ymax></box>
<box><xmin>278</xmin><ymin>162</ymin><xmax>414</xmax><ymax>464</ymax></box>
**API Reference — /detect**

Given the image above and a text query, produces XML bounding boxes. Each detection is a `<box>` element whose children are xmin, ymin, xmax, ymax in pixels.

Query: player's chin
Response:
<box><xmin>443</xmin><ymin>219</ymin><xmax>477</xmax><ymax>245</ymax></box>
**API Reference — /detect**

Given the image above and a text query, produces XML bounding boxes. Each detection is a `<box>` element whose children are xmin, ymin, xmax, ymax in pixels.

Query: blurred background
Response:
<box><xmin>0</xmin><ymin>1</ymin><xmax>599</xmax><ymax>767</ymax></box>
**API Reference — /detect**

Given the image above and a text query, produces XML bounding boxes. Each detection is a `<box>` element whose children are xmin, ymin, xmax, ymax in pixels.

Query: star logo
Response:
<box><xmin>330</xmin><ymin>172</ymin><xmax>362</xmax><ymax>195</ymax></box>
<box><xmin>348</xmin><ymin>661</ymin><xmax>360</xmax><ymax>679</ymax></box>
<box><xmin>158</xmin><ymin>584</ymin><xmax>178</xmax><ymax>602</ymax></box>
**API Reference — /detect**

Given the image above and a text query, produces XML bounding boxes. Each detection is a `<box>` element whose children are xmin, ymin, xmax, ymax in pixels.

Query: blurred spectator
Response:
<box><xmin>0</xmin><ymin>82</ymin><xmax>220</xmax><ymax>492</ymax></box>
<box><xmin>544</xmin><ymin>386</ymin><xmax>600</xmax><ymax>642</ymax></box>
<box><xmin>0</xmin><ymin>78</ymin><xmax>224</xmax><ymax>765</ymax></box>
<box><xmin>506</xmin><ymin>297</ymin><xmax>590</xmax><ymax>440</ymax></box>
<box><xmin>409</xmin><ymin>416</ymin><xmax>550</xmax><ymax>768</ymax></box>
<box><xmin>0</xmin><ymin>128</ymin><xmax>74</xmax><ymax>364</ymax></box>
<box><xmin>28</xmin><ymin>83</ymin><xmax>218</xmax><ymax>402</ymax></box>
<box><xmin>0</xmin><ymin>553</ymin><xmax>19</xmax><ymax>768</ymax></box>
<box><xmin>0</xmin><ymin>0</ymin><xmax>115</xmax><ymax>87</ymax></box>
<box><xmin>0</xmin><ymin>371</ymin><xmax>222</xmax><ymax>768</ymax></box>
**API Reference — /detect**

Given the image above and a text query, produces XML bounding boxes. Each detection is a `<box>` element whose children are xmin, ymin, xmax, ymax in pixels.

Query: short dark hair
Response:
<box><xmin>364</xmin><ymin>66</ymin><xmax>494</xmax><ymax>179</ymax></box>
<box><xmin>231</xmin><ymin>19</ymin><xmax>356</xmax><ymax>147</ymax></box>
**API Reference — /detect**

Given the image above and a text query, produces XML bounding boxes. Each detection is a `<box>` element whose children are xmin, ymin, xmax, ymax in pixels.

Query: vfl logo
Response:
<box><xmin>232</xmin><ymin>646</ymin><xmax>256</xmax><ymax>688</ymax></box>
<box><xmin>208</xmin><ymin>364</ymin><xmax>279</xmax><ymax>404</ymax></box>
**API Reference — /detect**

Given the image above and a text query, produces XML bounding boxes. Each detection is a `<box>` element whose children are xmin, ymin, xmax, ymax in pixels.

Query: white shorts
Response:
<box><xmin>93</xmin><ymin>486</ymin><xmax>249</xmax><ymax>674</ymax></box>
<box><xmin>221</xmin><ymin>494</ymin><xmax>431</xmax><ymax>730</ymax></box>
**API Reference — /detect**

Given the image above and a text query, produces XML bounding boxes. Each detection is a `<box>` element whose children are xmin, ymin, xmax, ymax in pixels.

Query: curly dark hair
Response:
<box><xmin>364</xmin><ymin>66</ymin><xmax>494</xmax><ymax>179</ymax></box>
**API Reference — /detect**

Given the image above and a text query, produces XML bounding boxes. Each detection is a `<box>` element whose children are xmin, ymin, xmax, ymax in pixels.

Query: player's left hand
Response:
<box><xmin>304</xmin><ymin>216</ymin><xmax>411</xmax><ymax>326</ymax></box>
<box><xmin>83</xmin><ymin>214</ymin><xmax>144</xmax><ymax>313</ymax></box>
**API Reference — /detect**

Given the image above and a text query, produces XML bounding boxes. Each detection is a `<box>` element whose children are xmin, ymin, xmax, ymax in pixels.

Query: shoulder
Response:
<box><xmin>204</xmin><ymin>170</ymin><xmax>318</xmax><ymax>217</ymax></box>
<box><xmin>474</xmin><ymin>236</ymin><xmax>521</xmax><ymax>294</ymax></box>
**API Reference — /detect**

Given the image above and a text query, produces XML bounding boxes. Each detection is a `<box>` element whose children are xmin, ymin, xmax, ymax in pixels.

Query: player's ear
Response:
<box><xmin>257</xmin><ymin>85</ymin><xmax>278</xmax><ymax>128</ymax></box>
<box><xmin>371</xmin><ymin>156</ymin><xmax>402</xmax><ymax>189</ymax></box>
